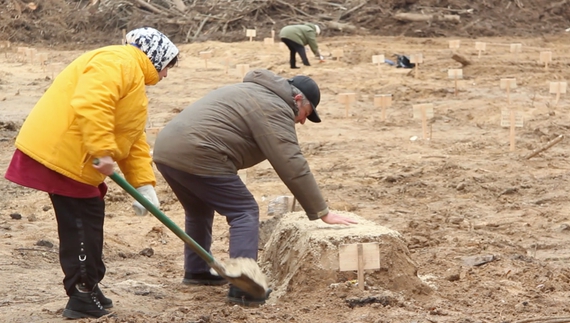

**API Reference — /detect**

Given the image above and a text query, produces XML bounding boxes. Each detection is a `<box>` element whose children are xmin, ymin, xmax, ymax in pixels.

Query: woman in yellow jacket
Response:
<box><xmin>4</xmin><ymin>27</ymin><xmax>179</xmax><ymax>319</ymax></box>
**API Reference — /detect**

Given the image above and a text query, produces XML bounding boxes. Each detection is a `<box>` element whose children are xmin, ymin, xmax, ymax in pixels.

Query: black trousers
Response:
<box><xmin>281</xmin><ymin>38</ymin><xmax>310</xmax><ymax>68</ymax></box>
<box><xmin>49</xmin><ymin>194</ymin><xmax>106</xmax><ymax>296</ymax></box>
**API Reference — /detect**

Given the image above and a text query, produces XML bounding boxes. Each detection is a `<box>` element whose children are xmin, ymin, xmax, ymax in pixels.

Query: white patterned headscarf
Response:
<box><xmin>124</xmin><ymin>27</ymin><xmax>179</xmax><ymax>72</ymax></box>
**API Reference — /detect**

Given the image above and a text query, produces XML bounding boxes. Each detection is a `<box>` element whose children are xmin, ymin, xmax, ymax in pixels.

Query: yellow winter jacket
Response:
<box><xmin>15</xmin><ymin>45</ymin><xmax>159</xmax><ymax>188</ymax></box>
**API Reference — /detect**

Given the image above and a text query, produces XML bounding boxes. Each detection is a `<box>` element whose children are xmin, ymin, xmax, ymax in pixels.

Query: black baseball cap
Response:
<box><xmin>289</xmin><ymin>75</ymin><xmax>321</xmax><ymax>123</ymax></box>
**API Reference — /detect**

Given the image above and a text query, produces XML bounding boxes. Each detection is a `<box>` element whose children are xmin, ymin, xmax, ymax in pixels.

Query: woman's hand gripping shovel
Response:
<box><xmin>94</xmin><ymin>160</ymin><xmax>268</xmax><ymax>298</ymax></box>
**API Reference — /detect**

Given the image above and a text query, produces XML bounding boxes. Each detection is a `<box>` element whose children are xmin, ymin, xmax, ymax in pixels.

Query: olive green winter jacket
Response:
<box><xmin>152</xmin><ymin>69</ymin><xmax>329</xmax><ymax>220</ymax></box>
<box><xmin>279</xmin><ymin>24</ymin><xmax>320</xmax><ymax>56</ymax></box>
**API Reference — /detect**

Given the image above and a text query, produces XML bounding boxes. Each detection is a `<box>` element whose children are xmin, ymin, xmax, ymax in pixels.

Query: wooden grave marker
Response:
<box><xmin>264</xmin><ymin>29</ymin><xmax>275</xmax><ymax>46</ymax></box>
<box><xmin>0</xmin><ymin>40</ymin><xmax>10</xmax><ymax>58</ymax></box>
<box><xmin>199</xmin><ymin>51</ymin><xmax>212</xmax><ymax>69</ymax></box>
<box><xmin>332</xmin><ymin>49</ymin><xmax>344</xmax><ymax>61</ymax></box>
<box><xmin>223</xmin><ymin>57</ymin><xmax>232</xmax><ymax>74</ymax></box>
<box><xmin>549</xmin><ymin>81</ymin><xmax>567</xmax><ymax>107</ymax></box>
<box><xmin>339</xmin><ymin>243</ymin><xmax>380</xmax><ymax>291</ymax></box>
<box><xmin>236</xmin><ymin>64</ymin><xmax>250</xmax><ymax>79</ymax></box>
<box><xmin>510</xmin><ymin>43</ymin><xmax>522</xmax><ymax>61</ymax></box>
<box><xmin>374</xmin><ymin>94</ymin><xmax>392</xmax><ymax>121</ymax></box>
<box><xmin>539</xmin><ymin>51</ymin><xmax>552</xmax><ymax>70</ymax></box>
<box><xmin>338</xmin><ymin>93</ymin><xmax>356</xmax><ymax>117</ymax></box>
<box><xmin>246</xmin><ymin>29</ymin><xmax>256</xmax><ymax>42</ymax></box>
<box><xmin>501</xmin><ymin>109</ymin><xmax>523</xmax><ymax>152</ymax></box>
<box><xmin>372</xmin><ymin>54</ymin><xmax>385</xmax><ymax>72</ymax></box>
<box><xmin>17</xmin><ymin>46</ymin><xmax>28</xmax><ymax>62</ymax></box>
<box><xmin>37</xmin><ymin>53</ymin><xmax>48</xmax><ymax>72</ymax></box>
<box><xmin>475</xmin><ymin>42</ymin><xmax>486</xmax><ymax>58</ymax></box>
<box><xmin>25</xmin><ymin>48</ymin><xmax>37</xmax><ymax>65</ymax></box>
<box><xmin>413</xmin><ymin>103</ymin><xmax>434</xmax><ymax>140</ymax></box>
<box><xmin>500</xmin><ymin>78</ymin><xmax>517</xmax><ymax>105</ymax></box>
<box><xmin>449</xmin><ymin>40</ymin><xmax>460</xmax><ymax>50</ymax></box>
<box><xmin>410</xmin><ymin>53</ymin><xmax>423</xmax><ymax>79</ymax></box>
<box><xmin>448</xmin><ymin>69</ymin><xmax>463</xmax><ymax>96</ymax></box>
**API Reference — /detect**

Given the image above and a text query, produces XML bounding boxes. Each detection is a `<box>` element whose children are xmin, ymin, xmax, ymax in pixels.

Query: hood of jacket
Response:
<box><xmin>242</xmin><ymin>69</ymin><xmax>299</xmax><ymax>116</ymax></box>
<box><xmin>304</xmin><ymin>23</ymin><xmax>318</xmax><ymax>33</ymax></box>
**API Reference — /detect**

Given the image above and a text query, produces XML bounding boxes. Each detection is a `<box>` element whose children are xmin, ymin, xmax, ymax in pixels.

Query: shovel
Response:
<box><xmin>99</xmin><ymin>163</ymin><xmax>267</xmax><ymax>298</ymax></box>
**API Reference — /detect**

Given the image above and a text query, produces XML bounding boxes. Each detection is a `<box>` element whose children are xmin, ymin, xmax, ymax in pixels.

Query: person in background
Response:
<box><xmin>4</xmin><ymin>27</ymin><xmax>179</xmax><ymax>319</ymax></box>
<box><xmin>152</xmin><ymin>68</ymin><xmax>357</xmax><ymax>307</ymax></box>
<box><xmin>279</xmin><ymin>23</ymin><xmax>324</xmax><ymax>69</ymax></box>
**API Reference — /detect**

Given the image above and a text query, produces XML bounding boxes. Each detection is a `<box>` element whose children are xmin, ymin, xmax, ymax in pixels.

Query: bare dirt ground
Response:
<box><xmin>2</xmin><ymin>32</ymin><xmax>570</xmax><ymax>323</ymax></box>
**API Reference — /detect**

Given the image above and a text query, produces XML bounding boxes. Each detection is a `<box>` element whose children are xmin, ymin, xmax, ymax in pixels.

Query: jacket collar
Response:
<box><xmin>128</xmin><ymin>45</ymin><xmax>160</xmax><ymax>85</ymax></box>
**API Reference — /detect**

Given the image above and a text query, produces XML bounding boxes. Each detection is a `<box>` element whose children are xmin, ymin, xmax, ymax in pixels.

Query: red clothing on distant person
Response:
<box><xmin>5</xmin><ymin>149</ymin><xmax>107</xmax><ymax>199</ymax></box>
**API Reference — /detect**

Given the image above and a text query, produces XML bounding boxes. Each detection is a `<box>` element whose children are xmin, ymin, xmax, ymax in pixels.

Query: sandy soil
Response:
<box><xmin>1</xmin><ymin>33</ymin><xmax>570</xmax><ymax>323</ymax></box>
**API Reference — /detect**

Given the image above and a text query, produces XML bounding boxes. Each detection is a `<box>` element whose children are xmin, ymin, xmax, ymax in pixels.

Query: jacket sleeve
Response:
<box><xmin>70</xmin><ymin>56</ymin><xmax>127</xmax><ymax>159</ymax></box>
<box><xmin>117</xmin><ymin>133</ymin><xmax>156</xmax><ymax>188</ymax></box>
<box><xmin>305</xmin><ymin>31</ymin><xmax>320</xmax><ymax>56</ymax></box>
<box><xmin>251</xmin><ymin>108</ymin><xmax>329</xmax><ymax>220</ymax></box>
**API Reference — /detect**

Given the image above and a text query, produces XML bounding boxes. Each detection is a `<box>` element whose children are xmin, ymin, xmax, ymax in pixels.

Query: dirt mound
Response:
<box><xmin>1</xmin><ymin>0</ymin><xmax>569</xmax><ymax>47</ymax></box>
<box><xmin>259</xmin><ymin>211</ymin><xmax>432</xmax><ymax>301</ymax></box>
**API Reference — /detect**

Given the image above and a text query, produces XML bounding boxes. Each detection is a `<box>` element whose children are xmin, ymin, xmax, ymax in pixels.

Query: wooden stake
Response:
<box><xmin>372</xmin><ymin>54</ymin><xmax>385</xmax><ymax>73</ymax></box>
<box><xmin>246</xmin><ymin>29</ymin><xmax>256</xmax><ymax>42</ymax></box>
<box><xmin>38</xmin><ymin>53</ymin><xmax>48</xmax><ymax>73</ymax></box>
<box><xmin>122</xmin><ymin>29</ymin><xmax>126</xmax><ymax>44</ymax></box>
<box><xmin>224</xmin><ymin>57</ymin><xmax>231</xmax><ymax>74</ymax></box>
<box><xmin>500</xmin><ymin>109</ymin><xmax>523</xmax><ymax>152</ymax></box>
<box><xmin>448</xmin><ymin>69</ymin><xmax>463</xmax><ymax>96</ymax></box>
<box><xmin>0</xmin><ymin>40</ymin><xmax>10</xmax><ymax>59</ymax></box>
<box><xmin>510</xmin><ymin>43</ymin><xmax>522</xmax><ymax>62</ymax></box>
<box><xmin>509</xmin><ymin>109</ymin><xmax>516</xmax><ymax>151</ymax></box>
<box><xmin>357</xmin><ymin>244</ymin><xmax>364</xmax><ymax>291</ymax></box>
<box><xmin>374</xmin><ymin>94</ymin><xmax>392</xmax><ymax>121</ymax></box>
<box><xmin>236</xmin><ymin>63</ymin><xmax>249</xmax><ymax>78</ymax></box>
<box><xmin>339</xmin><ymin>242</ymin><xmax>380</xmax><ymax>291</ymax></box>
<box><xmin>475</xmin><ymin>42</ymin><xmax>486</xmax><ymax>58</ymax></box>
<box><xmin>413</xmin><ymin>104</ymin><xmax>434</xmax><ymax>140</ymax></box>
<box><xmin>410</xmin><ymin>54</ymin><xmax>423</xmax><ymax>79</ymax></box>
<box><xmin>338</xmin><ymin>93</ymin><xmax>356</xmax><ymax>117</ymax></box>
<box><xmin>549</xmin><ymin>81</ymin><xmax>567</xmax><ymax>107</ymax></box>
<box><xmin>17</xmin><ymin>47</ymin><xmax>28</xmax><ymax>62</ymax></box>
<box><xmin>199</xmin><ymin>51</ymin><xmax>212</xmax><ymax>69</ymax></box>
<box><xmin>500</xmin><ymin>78</ymin><xmax>517</xmax><ymax>105</ymax></box>
<box><xmin>539</xmin><ymin>51</ymin><xmax>552</xmax><ymax>70</ymax></box>
<box><xmin>449</xmin><ymin>40</ymin><xmax>460</xmax><ymax>50</ymax></box>
<box><xmin>25</xmin><ymin>48</ymin><xmax>37</xmax><ymax>65</ymax></box>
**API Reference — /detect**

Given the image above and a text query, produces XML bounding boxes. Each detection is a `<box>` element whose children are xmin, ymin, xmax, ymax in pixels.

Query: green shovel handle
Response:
<box><xmin>95</xmin><ymin>160</ymin><xmax>215</xmax><ymax>265</ymax></box>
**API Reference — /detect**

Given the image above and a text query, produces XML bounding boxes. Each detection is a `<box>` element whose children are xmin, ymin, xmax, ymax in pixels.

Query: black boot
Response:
<box><xmin>94</xmin><ymin>285</ymin><xmax>113</xmax><ymax>309</ymax></box>
<box><xmin>183</xmin><ymin>271</ymin><xmax>227</xmax><ymax>286</ymax></box>
<box><xmin>62</xmin><ymin>286</ymin><xmax>111</xmax><ymax>319</ymax></box>
<box><xmin>227</xmin><ymin>285</ymin><xmax>272</xmax><ymax>307</ymax></box>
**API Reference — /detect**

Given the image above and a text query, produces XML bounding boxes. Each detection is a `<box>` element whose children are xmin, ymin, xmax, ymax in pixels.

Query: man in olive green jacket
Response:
<box><xmin>152</xmin><ymin>69</ymin><xmax>356</xmax><ymax>306</ymax></box>
<box><xmin>279</xmin><ymin>23</ymin><xmax>323</xmax><ymax>69</ymax></box>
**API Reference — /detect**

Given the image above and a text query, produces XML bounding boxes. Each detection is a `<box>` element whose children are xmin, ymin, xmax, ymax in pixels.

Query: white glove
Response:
<box><xmin>132</xmin><ymin>184</ymin><xmax>159</xmax><ymax>216</ymax></box>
